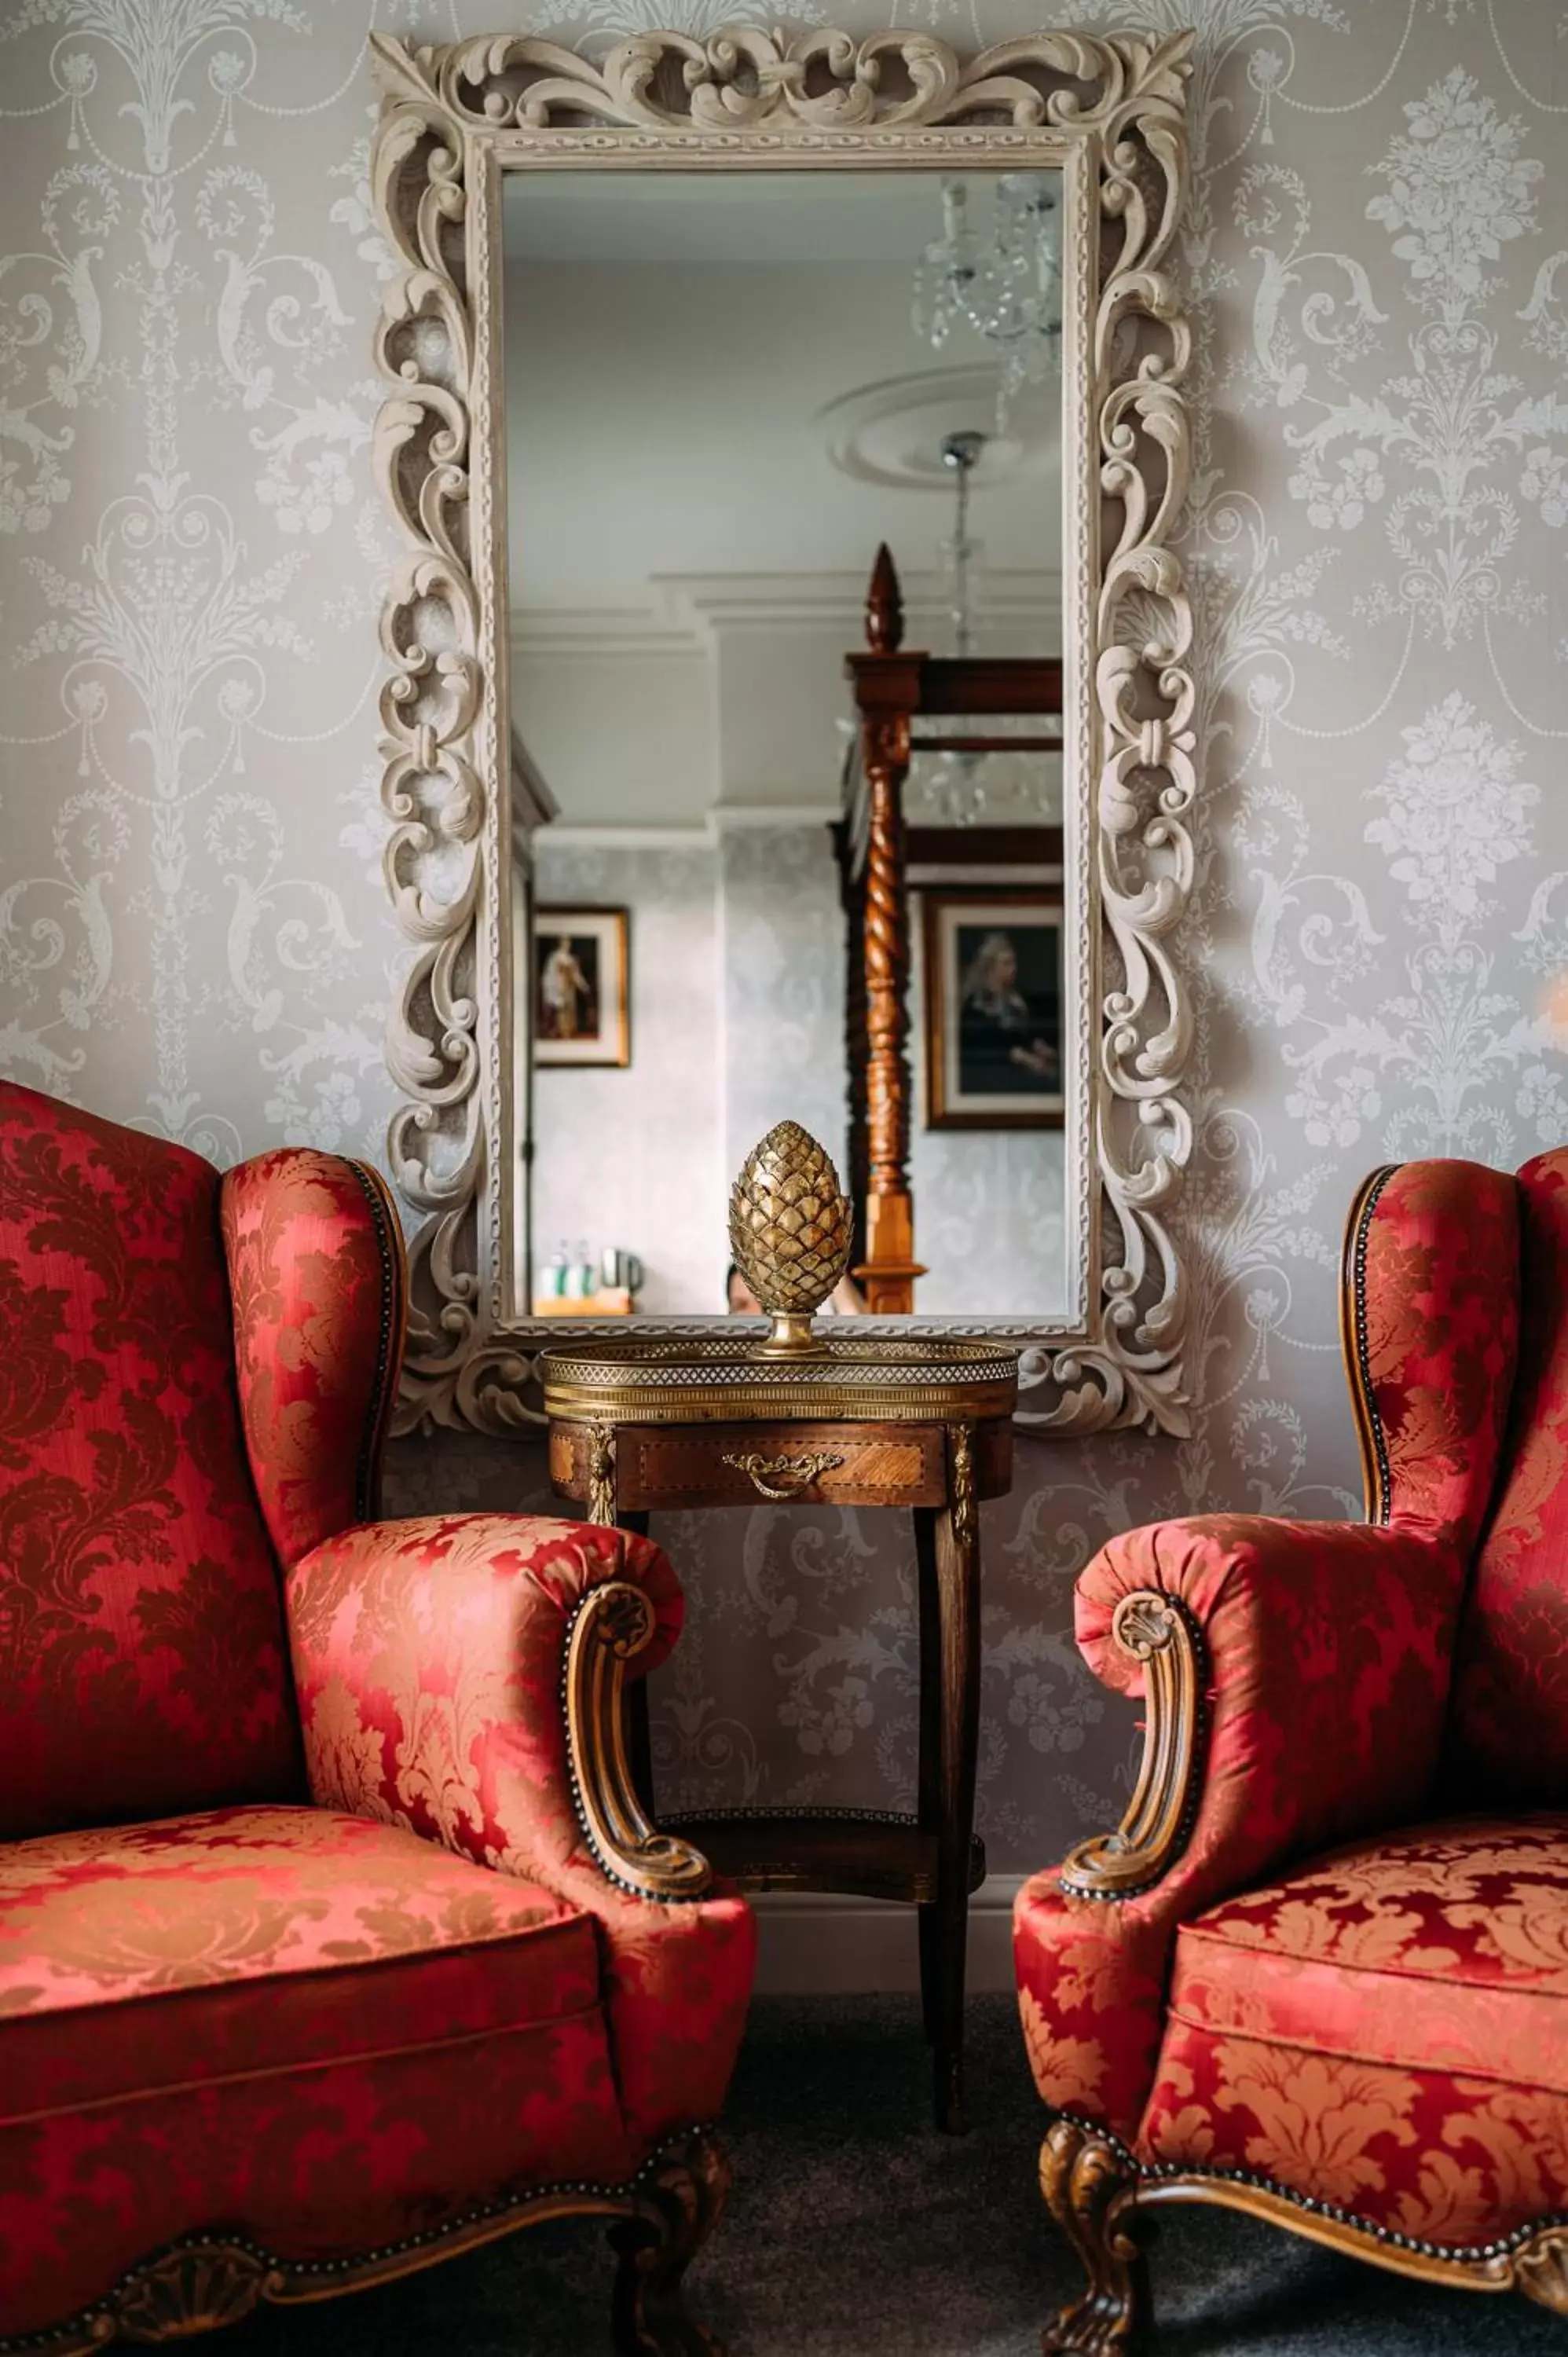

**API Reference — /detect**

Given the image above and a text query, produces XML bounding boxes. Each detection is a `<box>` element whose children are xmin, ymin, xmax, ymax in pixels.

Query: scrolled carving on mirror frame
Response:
<box><xmin>369</xmin><ymin>25</ymin><xmax>1196</xmax><ymax>1442</ymax></box>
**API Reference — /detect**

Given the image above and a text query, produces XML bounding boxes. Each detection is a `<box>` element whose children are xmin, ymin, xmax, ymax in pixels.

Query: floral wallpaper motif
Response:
<box><xmin>2</xmin><ymin>0</ymin><xmax>1564</xmax><ymax>1873</ymax></box>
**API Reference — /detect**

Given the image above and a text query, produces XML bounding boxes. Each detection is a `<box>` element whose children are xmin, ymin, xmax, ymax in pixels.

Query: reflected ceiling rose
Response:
<box><xmin>816</xmin><ymin>366</ymin><xmax>1057</xmax><ymax>493</ymax></box>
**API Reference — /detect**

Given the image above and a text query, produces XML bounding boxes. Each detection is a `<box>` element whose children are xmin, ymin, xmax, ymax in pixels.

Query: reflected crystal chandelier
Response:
<box><xmin>940</xmin><ymin>428</ymin><xmax>984</xmax><ymax>662</ymax></box>
<box><xmin>913</xmin><ymin>431</ymin><xmax>1061</xmax><ymax>830</ymax></box>
<box><xmin>925</xmin><ymin>431</ymin><xmax>988</xmax><ymax>825</ymax></box>
<box><xmin>912</xmin><ymin>176</ymin><xmax>1062</xmax><ymax>428</ymax></box>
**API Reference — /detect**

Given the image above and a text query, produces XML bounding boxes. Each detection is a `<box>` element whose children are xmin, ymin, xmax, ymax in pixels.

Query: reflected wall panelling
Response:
<box><xmin>1</xmin><ymin>4</ymin><xmax>1566</xmax><ymax>1871</ymax></box>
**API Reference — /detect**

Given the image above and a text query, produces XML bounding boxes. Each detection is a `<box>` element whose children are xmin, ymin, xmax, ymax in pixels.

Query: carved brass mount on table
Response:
<box><xmin>540</xmin><ymin>1332</ymin><xmax>1019</xmax><ymax>1431</ymax></box>
<box><xmin>721</xmin><ymin>1449</ymin><xmax>847</xmax><ymax>1500</ymax></box>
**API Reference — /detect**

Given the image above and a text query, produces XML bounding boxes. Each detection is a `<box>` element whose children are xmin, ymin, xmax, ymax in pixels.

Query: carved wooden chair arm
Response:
<box><xmin>565</xmin><ymin>1582</ymin><xmax>713</xmax><ymax>1904</ymax></box>
<box><xmin>1056</xmin><ymin>1513</ymin><xmax>1464</xmax><ymax>1912</ymax></box>
<box><xmin>1058</xmin><ymin>1590</ymin><xmax>1205</xmax><ymax>1901</ymax></box>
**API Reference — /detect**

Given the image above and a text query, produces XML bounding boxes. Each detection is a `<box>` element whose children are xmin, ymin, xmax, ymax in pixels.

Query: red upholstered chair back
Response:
<box><xmin>219</xmin><ymin>1146</ymin><xmax>406</xmax><ymax>1570</ymax></box>
<box><xmin>1448</xmin><ymin>1150</ymin><xmax>1568</xmax><ymax>1800</ymax></box>
<box><xmin>1343</xmin><ymin>1157</ymin><xmax>1522</xmax><ymax>1552</ymax></box>
<box><xmin>0</xmin><ymin>1083</ymin><xmax>404</xmax><ymax>1842</ymax></box>
<box><xmin>1343</xmin><ymin>1149</ymin><xmax>1568</xmax><ymax>1806</ymax></box>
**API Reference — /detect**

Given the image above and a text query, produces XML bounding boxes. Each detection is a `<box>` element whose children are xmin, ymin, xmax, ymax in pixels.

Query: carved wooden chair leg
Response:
<box><xmin>610</xmin><ymin>2130</ymin><xmax>732</xmax><ymax>2357</ymax></box>
<box><xmin>1039</xmin><ymin>2118</ymin><xmax>1149</xmax><ymax>2357</ymax></box>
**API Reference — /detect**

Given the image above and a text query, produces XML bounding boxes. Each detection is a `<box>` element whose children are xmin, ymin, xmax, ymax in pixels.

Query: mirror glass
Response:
<box><xmin>504</xmin><ymin>168</ymin><xmax>1067</xmax><ymax>1321</ymax></box>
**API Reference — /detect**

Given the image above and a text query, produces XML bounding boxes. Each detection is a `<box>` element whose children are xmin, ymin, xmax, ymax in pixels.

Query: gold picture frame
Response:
<box><xmin>533</xmin><ymin>906</ymin><xmax>630</xmax><ymax>1069</ymax></box>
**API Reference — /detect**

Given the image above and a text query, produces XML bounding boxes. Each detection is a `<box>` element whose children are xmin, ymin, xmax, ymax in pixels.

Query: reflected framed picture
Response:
<box><xmin>533</xmin><ymin>906</ymin><xmax>630</xmax><ymax>1069</ymax></box>
<box><xmin>922</xmin><ymin>891</ymin><xmax>1064</xmax><ymax>1131</ymax></box>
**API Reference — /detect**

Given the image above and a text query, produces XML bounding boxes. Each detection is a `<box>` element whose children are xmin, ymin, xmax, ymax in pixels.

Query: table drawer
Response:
<box><xmin>550</xmin><ymin>1417</ymin><xmax>1010</xmax><ymax>1512</ymax></box>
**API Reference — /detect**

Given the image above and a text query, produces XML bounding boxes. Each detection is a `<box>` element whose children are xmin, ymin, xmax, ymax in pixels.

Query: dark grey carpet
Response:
<box><xmin>236</xmin><ymin>1996</ymin><xmax>1559</xmax><ymax>2353</ymax></box>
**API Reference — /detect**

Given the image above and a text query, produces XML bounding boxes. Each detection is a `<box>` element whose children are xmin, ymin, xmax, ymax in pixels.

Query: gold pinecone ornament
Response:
<box><xmin>729</xmin><ymin>1120</ymin><xmax>852</xmax><ymax>1354</ymax></box>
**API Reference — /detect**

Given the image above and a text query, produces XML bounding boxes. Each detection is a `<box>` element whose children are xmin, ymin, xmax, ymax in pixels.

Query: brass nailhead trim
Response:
<box><xmin>0</xmin><ymin>2130</ymin><xmax>717</xmax><ymax>2353</ymax></box>
<box><xmin>664</xmin><ymin>1805</ymin><xmax>925</xmax><ymax>1830</ymax></box>
<box><xmin>1350</xmin><ymin>1165</ymin><xmax>1398</xmax><ymax>1528</ymax></box>
<box><xmin>345</xmin><ymin>1159</ymin><xmax>400</xmax><ymax>1525</ymax></box>
<box><xmin>1053</xmin><ymin>2108</ymin><xmax>1560</xmax><ymax>2266</ymax></box>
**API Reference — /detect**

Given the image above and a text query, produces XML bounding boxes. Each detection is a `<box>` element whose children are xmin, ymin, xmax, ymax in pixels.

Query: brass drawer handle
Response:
<box><xmin>720</xmin><ymin>1450</ymin><xmax>845</xmax><ymax>1501</ymax></box>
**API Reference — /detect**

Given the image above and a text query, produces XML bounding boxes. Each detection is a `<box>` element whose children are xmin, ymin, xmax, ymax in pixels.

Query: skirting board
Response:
<box><xmin>751</xmin><ymin>1874</ymin><xmax>1024</xmax><ymax>1996</ymax></box>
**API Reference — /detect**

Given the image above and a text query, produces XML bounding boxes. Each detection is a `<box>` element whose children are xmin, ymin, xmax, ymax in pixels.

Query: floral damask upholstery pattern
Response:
<box><xmin>1144</xmin><ymin>1816</ymin><xmax>1568</xmax><ymax>2244</ymax></box>
<box><xmin>1354</xmin><ymin>1158</ymin><xmax>1521</xmax><ymax>1545</ymax></box>
<box><xmin>1449</xmin><ymin>1153</ymin><xmax>1568</xmax><ymax>1800</ymax></box>
<box><xmin>1017</xmin><ymin>1149</ymin><xmax>1568</xmax><ymax>2285</ymax></box>
<box><xmin>0</xmin><ymin>1083</ymin><xmax>302</xmax><ymax>1840</ymax></box>
<box><xmin>0</xmin><ymin>1085</ymin><xmax>754</xmax><ymax>2344</ymax></box>
<box><xmin>0</xmin><ymin>1805</ymin><xmax>636</xmax><ymax>2335</ymax></box>
<box><xmin>287</xmin><ymin>1512</ymin><xmax>755</xmax><ymax>2147</ymax></box>
<box><xmin>1014</xmin><ymin>1514</ymin><xmax>1469</xmax><ymax>2143</ymax></box>
<box><xmin>220</xmin><ymin>1149</ymin><xmax>405</xmax><ymax>1571</ymax></box>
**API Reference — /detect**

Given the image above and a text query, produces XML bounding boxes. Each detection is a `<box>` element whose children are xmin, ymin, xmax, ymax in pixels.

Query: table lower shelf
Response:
<box><xmin>661</xmin><ymin>1810</ymin><xmax>987</xmax><ymax>1904</ymax></box>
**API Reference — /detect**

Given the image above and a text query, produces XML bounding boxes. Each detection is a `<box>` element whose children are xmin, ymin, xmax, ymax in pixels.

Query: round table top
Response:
<box><xmin>540</xmin><ymin>1329</ymin><xmax>1020</xmax><ymax>1427</ymax></box>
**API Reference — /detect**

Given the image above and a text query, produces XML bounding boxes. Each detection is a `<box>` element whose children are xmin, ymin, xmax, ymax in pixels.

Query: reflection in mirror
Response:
<box><xmin>504</xmin><ymin>170</ymin><xmax>1066</xmax><ymax>1321</ymax></box>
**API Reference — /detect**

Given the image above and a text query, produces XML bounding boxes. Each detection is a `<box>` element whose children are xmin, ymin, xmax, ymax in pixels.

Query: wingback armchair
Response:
<box><xmin>0</xmin><ymin>1082</ymin><xmax>755</xmax><ymax>2355</ymax></box>
<box><xmin>1015</xmin><ymin>1149</ymin><xmax>1568</xmax><ymax>2350</ymax></box>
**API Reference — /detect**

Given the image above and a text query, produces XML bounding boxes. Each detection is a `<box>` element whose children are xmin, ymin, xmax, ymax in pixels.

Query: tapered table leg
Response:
<box><xmin>914</xmin><ymin>1422</ymin><xmax>980</xmax><ymax>2134</ymax></box>
<box><xmin>914</xmin><ymin>1505</ymin><xmax>942</xmax><ymax>2047</ymax></box>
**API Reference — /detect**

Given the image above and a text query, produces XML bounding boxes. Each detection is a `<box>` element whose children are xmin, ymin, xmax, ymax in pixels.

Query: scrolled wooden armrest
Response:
<box><xmin>1058</xmin><ymin>1589</ymin><xmax>1206</xmax><ymax>1901</ymax></box>
<box><xmin>565</xmin><ymin>1581</ymin><xmax>713</xmax><ymax>1903</ymax></box>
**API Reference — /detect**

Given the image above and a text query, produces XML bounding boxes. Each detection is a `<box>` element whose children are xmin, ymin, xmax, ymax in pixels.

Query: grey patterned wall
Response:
<box><xmin>2</xmin><ymin>0</ymin><xmax>1566</xmax><ymax>1873</ymax></box>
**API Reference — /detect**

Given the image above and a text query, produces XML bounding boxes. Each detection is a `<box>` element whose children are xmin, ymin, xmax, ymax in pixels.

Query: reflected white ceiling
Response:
<box><xmin>501</xmin><ymin>168</ymin><xmax>1064</xmax><ymax>610</ymax></box>
<box><xmin>500</xmin><ymin>166</ymin><xmax>1057</xmax><ymax>267</ymax></box>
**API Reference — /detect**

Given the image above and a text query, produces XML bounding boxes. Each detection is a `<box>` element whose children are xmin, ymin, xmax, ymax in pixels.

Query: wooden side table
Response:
<box><xmin>542</xmin><ymin>1332</ymin><xmax>1018</xmax><ymax>2132</ymax></box>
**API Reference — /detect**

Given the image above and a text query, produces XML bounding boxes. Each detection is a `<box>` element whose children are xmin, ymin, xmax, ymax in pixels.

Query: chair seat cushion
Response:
<box><xmin>0</xmin><ymin>1805</ymin><xmax>635</xmax><ymax>2336</ymax></box>
<box><xmin>1140</xmin><ymin>1814</ymin><xmax>1568</xmax><ymax>2246</ymax></box>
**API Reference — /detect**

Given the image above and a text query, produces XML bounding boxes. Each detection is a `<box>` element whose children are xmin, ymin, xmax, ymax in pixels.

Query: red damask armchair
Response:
<box><xmin>1015</xmin><ymin>1149</ymin><xmax>1568</xmax><ymax>2350</ymax></box>
<box><xmin>0</xmin><ymin>1081</ymin><xmax>755</xmax><ymax>2355</ymax></box>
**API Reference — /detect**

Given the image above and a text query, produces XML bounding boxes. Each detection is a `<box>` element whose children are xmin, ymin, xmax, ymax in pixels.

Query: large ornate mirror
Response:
<box><xmin>509</xmin><ymin>166</ymin><xmax>1068</xmax><ymax>1322</ymax></box>
<box><xmin>371</xmin><ymin>29</ymin><xmax>1196</xmax><ymax>1436</ymax></box>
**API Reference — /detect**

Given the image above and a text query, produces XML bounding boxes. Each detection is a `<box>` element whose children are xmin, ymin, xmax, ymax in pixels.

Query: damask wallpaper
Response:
<box><xmin>2</xmin><ymin>0</ymin><xmax>1565</xmax><ymax>1875</ymax></box>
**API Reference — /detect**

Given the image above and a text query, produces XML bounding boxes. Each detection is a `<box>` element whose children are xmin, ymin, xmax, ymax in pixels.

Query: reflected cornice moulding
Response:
<box><xmin>541</xmin><ymin>822</ymin><xmax>715</xmax><ymax>849</ymax></box>
<box><xmin>509</xmin><ymin>571</ymin><xmax>1064</xmax><ymax>659</ymax></box>
<box><xmin>369</xmin><ymin>24</ymin><xmax>1197</xmax><ymax>1442</ymax></box>
<box><xmin>534</xmin><ymin>808</ymin><xmax>852</xmax><ymax>847</ymax></box>
<box><xmin>511</xmin><ymin>614</ymin><xmax>708</xmax><ymax>661</ymax></box>
<box><xmin>707</xmin><ymin>804</ymin><xmax>842</xmax><ymax>831</ymax></box>
<box><xmin>663</xmin><ymin>570</ymin><xmax>1063</xmax><ymax>633</ymax></box>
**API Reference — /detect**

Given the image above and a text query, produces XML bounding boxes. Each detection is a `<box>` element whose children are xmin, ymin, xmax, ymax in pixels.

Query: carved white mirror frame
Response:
<box><xmin>369</xmin><ymin>25</ymin><xmax>1196</xmax><ymax>1441</ymax></box>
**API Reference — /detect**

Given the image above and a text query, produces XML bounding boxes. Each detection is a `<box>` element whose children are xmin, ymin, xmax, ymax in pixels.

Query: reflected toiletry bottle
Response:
<box><xmin>600</xmin><ymin>1247</ymin><xmax>643</xmax><ymax>1295</ymax></box>
<box><xmin>565</xmin><ymin>1241</ymin><xmax>594</xmax><ymax>1299</ymax></box>
<box><xmin>541</xmin><ymin>1241</ymin><xmax>568</xmax><ymax>1299</ymax></box>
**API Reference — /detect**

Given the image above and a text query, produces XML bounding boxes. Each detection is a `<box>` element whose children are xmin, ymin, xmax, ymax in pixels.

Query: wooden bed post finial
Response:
<box><xmin>866</xmin><ymin>544</ymin><xmax>904</xmax><ymax>655</ymax></box>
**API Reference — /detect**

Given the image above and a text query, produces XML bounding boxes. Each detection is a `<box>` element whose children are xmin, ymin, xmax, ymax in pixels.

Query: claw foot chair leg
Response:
<box><xmin>1040</xmin><ymin>2119</ymin><xmax>1149</xmax><ymax>2357</ymax></box>
<box><xmin>610</xmin><ymin>2131</ymin><xmax>732</xmax><ymax>2356</ymax></box>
